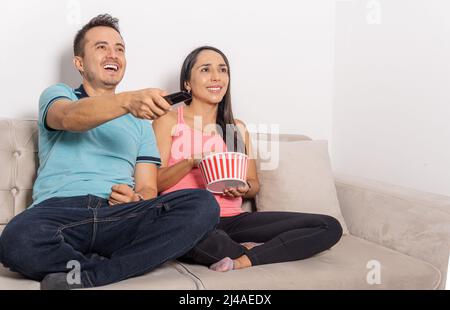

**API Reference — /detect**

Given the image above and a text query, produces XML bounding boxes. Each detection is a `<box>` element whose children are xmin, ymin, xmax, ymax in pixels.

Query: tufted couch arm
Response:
<box><xmin>0</xmin><ymin>119</ymin><xmax>38</xmax><ymax>227</ymax></box>
<box><xmin>335</xmin><ymin>174</ymin><xmax>450</xmax><ymax>289</ymax></box>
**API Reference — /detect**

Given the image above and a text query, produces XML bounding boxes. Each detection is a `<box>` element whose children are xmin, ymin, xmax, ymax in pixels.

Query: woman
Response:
<box><xmin>152</xmin><ymin>46</ymin><xmax>342</xmax><ymax>272</ymax></box>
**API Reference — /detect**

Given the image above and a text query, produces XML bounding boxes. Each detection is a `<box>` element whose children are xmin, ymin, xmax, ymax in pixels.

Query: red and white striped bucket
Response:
<box><xmin>198</xmin><ymin>152</ymin><xmax>248</xmax><ymax>193</ymax></box>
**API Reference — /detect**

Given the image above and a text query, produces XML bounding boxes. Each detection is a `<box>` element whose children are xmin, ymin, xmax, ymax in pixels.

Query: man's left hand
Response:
<box><xmin>109</xmin><ymin>184</ymin><xmax>140</xmax><ymax>206</ymax></box>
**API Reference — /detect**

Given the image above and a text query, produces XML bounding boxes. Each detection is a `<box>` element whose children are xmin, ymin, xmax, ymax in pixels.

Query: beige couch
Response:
<box><xmin>0</xmin><ymin>119</ymin><xmax>449</xmax><ymax>290</ymax></box>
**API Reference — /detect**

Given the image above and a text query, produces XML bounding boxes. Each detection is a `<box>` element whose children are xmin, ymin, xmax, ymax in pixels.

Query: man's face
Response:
<box><xmin>75</xmin><ymin>26</ymin><xmax>126</xmax><ymax>89</ymax></box>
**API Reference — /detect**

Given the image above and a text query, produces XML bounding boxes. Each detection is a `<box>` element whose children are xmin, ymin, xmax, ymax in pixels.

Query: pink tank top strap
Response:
<box><xmin>178</xmin><ymin>105</ymin><xmax>185</xmax><ymax>124</ymax></box>
<box><xmin>173</xmin><ymin>106</ymin><xmax>185</xmax><ymax>135</ymax></box>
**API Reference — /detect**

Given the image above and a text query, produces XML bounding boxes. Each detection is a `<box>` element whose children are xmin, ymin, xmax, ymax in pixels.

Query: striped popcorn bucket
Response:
<box><xmin>198</xmin><ymin>152</ymin><xmax>248</xmax><ymax>194</ymax></box>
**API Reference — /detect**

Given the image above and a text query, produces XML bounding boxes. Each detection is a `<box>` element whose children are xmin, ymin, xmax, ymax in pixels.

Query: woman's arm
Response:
<box><xmin>239</xmin><ymin>119</ymin><xmax>260</xmax><ymax>198</ymax></box>
<box><xmin>223</xmin><ymin>119</ymin><xmax>260</xmax><ymax>199</ymax></box>
<box><xmin>152</xmin><ymin>112</ymin><xmax>195</xmax><ymax>192</ymax></box>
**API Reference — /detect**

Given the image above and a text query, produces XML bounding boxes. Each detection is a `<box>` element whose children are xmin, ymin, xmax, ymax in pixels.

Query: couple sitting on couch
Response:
<box><xmin>0</xmin><ymin>14</ymin><xmax>342</xmax><ymax>289</ymax></box>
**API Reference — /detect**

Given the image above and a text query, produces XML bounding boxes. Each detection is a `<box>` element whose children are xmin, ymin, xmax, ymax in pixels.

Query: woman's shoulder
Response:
<box><xmin>153</xmin><ymin>109</ymin><xmax>178</xmax><ymax>126</ymax></box>
<box><xmin>152</xmin><ymin>109</ymin><xmax>179</xmax><ymax>135</ymax></box>
<box><xmin>234</xmin><ymin>118</ymin><xmax>246</xmax><ymax>127</ymax></box>
<box><xmin>234</xmin><ymin>118</ymin><xmax>248</xmax><ymax>135</ymax></box>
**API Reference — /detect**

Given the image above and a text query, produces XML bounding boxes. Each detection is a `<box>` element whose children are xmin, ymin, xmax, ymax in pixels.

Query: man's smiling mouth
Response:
<box><xmin>103</xmin><ymin>64</ymin><xmax>119</xmax><ymax>71</ymax></box>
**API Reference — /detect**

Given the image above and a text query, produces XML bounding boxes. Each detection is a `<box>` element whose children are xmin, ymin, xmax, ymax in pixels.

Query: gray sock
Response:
<box><xmin>40</xmin><ymin>273</ymin><xmax>84</xmax><ymax>290</ymax></box>
<box><xmin>209</xmin><ymin>257</ymin><xmax>235</xmax><ymax>272</ymax></box>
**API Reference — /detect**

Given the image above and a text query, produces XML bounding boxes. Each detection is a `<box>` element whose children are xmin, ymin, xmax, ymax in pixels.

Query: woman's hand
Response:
<box><xmin>187</xmin><ymin>157</ymin><xmax>203</xmax><ymax>168</ymax></box>
<box><xmin>189</xmin><ymin>151</ymin><xmax>213</xmax><ymax>168</ymax></box>
<box><xmin>109</xmin><ymin>184</ymin><xmax>141</xmax><ymax>206</ymax></box>
<box><xmin>222</xmin><ymin>183</ymin><xmax>249</xmax><ymax>198</ymax></box>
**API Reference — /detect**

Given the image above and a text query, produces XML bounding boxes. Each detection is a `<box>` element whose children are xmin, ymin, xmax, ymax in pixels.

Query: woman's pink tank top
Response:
<box><xmin>160</xmin><ymin>106</ymin><xmax>243</xmax><ymax>217</ymax></box>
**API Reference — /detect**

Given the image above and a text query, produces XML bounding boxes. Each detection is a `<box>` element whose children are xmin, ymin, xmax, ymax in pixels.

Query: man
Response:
<box><xmin>0</xmin><ymin>14</ymin><xmax>219</xmax><ymax>289</ymax></box>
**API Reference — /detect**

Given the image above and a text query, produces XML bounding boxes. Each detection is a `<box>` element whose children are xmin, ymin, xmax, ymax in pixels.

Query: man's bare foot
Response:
<box><xmin>241</xmin><ymin>242</ymin><xmax>263</xmax><ymax>250</ymax></box>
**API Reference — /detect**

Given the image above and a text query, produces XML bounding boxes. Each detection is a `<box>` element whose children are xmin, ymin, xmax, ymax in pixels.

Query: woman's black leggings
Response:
<box><xmin>182</xmin><ymin>211</ymin><xmax>343</xmax><ymax>266</ymax></box>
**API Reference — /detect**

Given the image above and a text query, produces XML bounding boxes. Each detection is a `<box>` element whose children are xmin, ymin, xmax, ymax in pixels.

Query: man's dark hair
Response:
<box><xmin>73</xmin><ymin>14</ymin><xmax>121</xmax><ymax>57</ymax></box>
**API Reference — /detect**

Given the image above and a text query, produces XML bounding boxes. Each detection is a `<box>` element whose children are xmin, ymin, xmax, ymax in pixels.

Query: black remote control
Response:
<box><xmin>163</xmin><ymin>91</ymin><xmax>192</xmax><ymax>105</ymax></box>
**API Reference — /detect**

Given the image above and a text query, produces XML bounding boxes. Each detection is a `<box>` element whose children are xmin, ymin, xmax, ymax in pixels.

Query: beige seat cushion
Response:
<box><xmin>0</xmin><ymin>261</ymin><xmax>202</xmax><ymax>290</ymax></box>
<box><xmin>177</xmin><ymin>235</ymin><xmax>441</xmax><ymax>289</ymax></box>
<box><xmin>0</xmin><ymin>264</ymin><xmax>40</xmax><ymax>290</ymax></box>
<box><xmin>87</xmin><ymin>261</ymin><xmax>200</xmax><ymax>290</ymax></box>
<box><xmin>3</xmin><ymin>236</ymin><xmax>439</xmax><ymax>290</ymax></box>
<box><xmin>257</xmin><ymin>140</ymin><xmax>348</xmax><ymax>233</ymax></box>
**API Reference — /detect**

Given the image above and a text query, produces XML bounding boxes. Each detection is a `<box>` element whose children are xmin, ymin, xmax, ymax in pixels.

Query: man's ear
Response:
<box><xmin>73</xmin><ymin>56</ymin><xmax>84</xmax><ymax>75</ymax></box>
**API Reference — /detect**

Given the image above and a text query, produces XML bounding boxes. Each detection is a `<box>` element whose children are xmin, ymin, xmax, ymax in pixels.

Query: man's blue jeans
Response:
<box><xmin>0</xmin><ymin>189</ymin><xmax>219</xmax><ymax>288</ymax></box>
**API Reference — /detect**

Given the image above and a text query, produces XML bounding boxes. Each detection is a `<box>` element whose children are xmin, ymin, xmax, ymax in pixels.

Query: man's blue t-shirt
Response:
<box><xmin>31</xmin><ymin>83</ymin><xmax>161</xmax><ymax>207</ymax></box>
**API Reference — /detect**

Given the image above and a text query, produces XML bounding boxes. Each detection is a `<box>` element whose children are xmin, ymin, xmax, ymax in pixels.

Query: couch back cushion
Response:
<box><xmin>0</xmin><ymin>119</ymin><xmax>38</xmax><ymax>225</ymax></box>
<box><xmin>256</xmin><ymin>136</ymin><xmax>349</xmax><ymax>234</ymax></box>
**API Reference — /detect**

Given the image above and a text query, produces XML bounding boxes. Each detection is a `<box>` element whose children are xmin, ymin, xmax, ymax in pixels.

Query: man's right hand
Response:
<box><xmin>125</xmin><ymin>88</ymin><xmax>172</xmax><ymax>120</ymax></box>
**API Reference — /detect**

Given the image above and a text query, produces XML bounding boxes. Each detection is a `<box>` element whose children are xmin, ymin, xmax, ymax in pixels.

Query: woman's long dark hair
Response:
<box><xmin>180</xmin><ymin>46</ymin><xmax>245</xmax><ymax>154</ymax></box>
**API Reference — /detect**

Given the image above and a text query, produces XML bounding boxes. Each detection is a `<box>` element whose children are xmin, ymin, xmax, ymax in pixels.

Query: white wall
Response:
<box><xmin>3</xmin><ymin>1</ymin><xmax>448</xmax><ymax>197</ymax></box>
<box><xmin>0</xmin><ymin>0</ymin><xmax>335</xmax><ymax>139</ymax></box>
<box><xmin>333</xmin><ymin>0</ymin><xmax>450</xmax><ymax>196</ymax></box>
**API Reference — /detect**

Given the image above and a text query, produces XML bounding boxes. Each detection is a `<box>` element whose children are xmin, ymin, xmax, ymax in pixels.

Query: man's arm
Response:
<box><xmin>46</xmin><ymin>88</ymin><xmax>171</xmax><ymax>132</ymax></box>
<box><xmin>108</xmin><ymin>163</ymin><xmax>158</xmax><ymax>206</ymax></box>
<box><xmin>133</xmin><ymin>163</ymin><xmax>158</xmax><ymax>200</ymax></box>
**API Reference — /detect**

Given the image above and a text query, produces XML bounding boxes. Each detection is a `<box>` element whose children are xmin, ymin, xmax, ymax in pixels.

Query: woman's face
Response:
<box><xmin>186</xmin><ymin>50</ymin><xmax>229</xmax><ymax>105</ymax></box>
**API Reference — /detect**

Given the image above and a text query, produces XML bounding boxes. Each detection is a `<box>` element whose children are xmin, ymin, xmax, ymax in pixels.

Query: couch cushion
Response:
<box><xmin>87</xmin><ymin>261</ymin><xmax>201</xmax><ymax>290</ymax></box>
<box><xmin>0</xmin><ymin>264</ymin><xmax>40</xmax><ymax>290</ymax></box>
<box><xmin>256</xmin><ymin>139</ymin><xmax>348</xmax><ymax>233</ymax></box>
<box><xmin>177</xmin><ymin>235</ymin><xmax>441</xmax><ymax>289</ymax></box>
<box><xmin>0</xmin><ymin>261</ymin><xmax>200</xmax><ymax>290</ymax></box>
<box><xmin>2</xmin><ymin>236</ymin><xmax>440</xmax><ymax>290</ymax></box>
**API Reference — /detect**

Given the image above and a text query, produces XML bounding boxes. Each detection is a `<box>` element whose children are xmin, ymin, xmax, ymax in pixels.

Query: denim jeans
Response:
<box><xmin>0</xmin><ymin>189</ymin><xmax>219</xmax><ymax>288</ymax></box>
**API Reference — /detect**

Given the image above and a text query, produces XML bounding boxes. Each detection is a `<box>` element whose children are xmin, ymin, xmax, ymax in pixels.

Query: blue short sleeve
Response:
<box><xmin>39</xmin><ymin>83</ymin><xmax>74</xmax><ymax>131</ymax></box>
<box><xmin>137</xmin><ymin>120</ymin><xmax>161</xmax><ymax>166</ymax></box>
